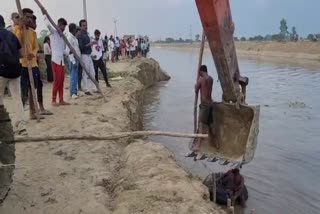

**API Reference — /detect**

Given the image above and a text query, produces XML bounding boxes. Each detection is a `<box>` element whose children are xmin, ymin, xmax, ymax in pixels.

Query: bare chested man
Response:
<box><xmin>195</xmin><ymin>65</ymin><xmax>214</xmax><ymax>133</ymax></box>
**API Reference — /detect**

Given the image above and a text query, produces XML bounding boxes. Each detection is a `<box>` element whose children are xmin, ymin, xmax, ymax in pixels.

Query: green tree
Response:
<box><xmin>271</xmin><ymin>34</ymin><xmax>281</xmax><ymax>41</ymax></box>
<box><xmin>264</xmin><ymin>35</ymin><xmax>272</xmax><ymax>41</ymax></box>
<box><xmin>291</xmin><ymin>26</ymin><xmax>298</xmax><ymax>41</ymax></box>
<box><xmin>195</xmin><ymin>34</ymin><xmax>200</xmax><ymax>41</ymax></box>
<box><xmin>307</xmin><ymin>34</ymin><xmax>315</xmax><ymax>41</ymax></box>
<box><xmin>280</xmin><ymin>18</ymin><xmax>289</xmax><ymax>41</ymax></box>
<box><xmin>234</xmin><ymin>37</ymin><xmax>239</xmax><ymax>41</ymax></box>
<box><xmin>165</xmin><ymin>37</ymin><xmax>175</xmax><ymax>43</ymax></box>
<box><xmin>240</xmin><ymin>37</ymin><xmax>246</xmax><ymax>41</ymax></box>
<box><xmin>292</xmin><ymin>26</ymin><xmax>297</xmax><ymax>35</ymax></box>
<box><xmin>253</xmin><ymin>35</ymin><xmax>264</xmax><ymax>41</ymax></box>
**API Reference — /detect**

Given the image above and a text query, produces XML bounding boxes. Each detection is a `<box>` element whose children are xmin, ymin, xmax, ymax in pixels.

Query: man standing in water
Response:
<box><xmin>195</xmin><ymin>65</ymin><xmax>213</xmax><ymax>132</ymax></box>
<box><xmin>193</xmin><ymin>65</ymin><xmax>219</xmax><ymax>149</ymax></box>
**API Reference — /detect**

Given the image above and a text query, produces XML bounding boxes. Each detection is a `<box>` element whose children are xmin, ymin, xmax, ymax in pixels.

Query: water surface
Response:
<box><xmin>144</xmin><ymin>48</ymin><xmax>320</xmax><ymax>214</ymax></box>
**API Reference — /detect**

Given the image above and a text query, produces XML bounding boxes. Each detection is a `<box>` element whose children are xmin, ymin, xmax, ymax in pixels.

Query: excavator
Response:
<box><xmin>187</xmin><ymin>0</ymin><xmax>260</xmax><ymax>167</ymax></box>
<box><xmin>0</xmin><ymin>0</ymin><xmax>260</xmax><ymax>204</ymax></box>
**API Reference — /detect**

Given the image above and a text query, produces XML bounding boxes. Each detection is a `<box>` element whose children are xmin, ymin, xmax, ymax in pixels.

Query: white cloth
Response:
<box><xmin>115</xmin><ymin>39</ymin><xmax>120</xmax><ymax>48</ymax></box>
<box><xmin>44</xmin><ymin>15</ymin><xmax>65</xmax><ymax>65</ymax></box>
<box><xmin>0</xmin><ymin>77</ymin><xmax>26</xmax><ymax>125</ymax></box>
<box><xmin>81</xmin><ymin>54</ymin><xmax>97</xmax><ymax>92</ymax></box>
<box><xmin>66</xmin><ymin>33</ymin><xmax>81</xmax><ymax>65</ymax></box>
<box><xmin>43</xmin><ymin>43</ymin><xmax>51</xmax><ymax>55</ymax></box>
<box><xmin>133</xmin><ymin>40</ymin><xmax>138</xmax><ymax>48</ymax></box>
<box><xmin>108</xmin><ymin>39</ymin><xmax>114</xmax><ymax>51</ymax></box>
<box><xmin>91</xmin><ymin>39</ymin><xmax>104</xmax><ymax>61</ymax></box>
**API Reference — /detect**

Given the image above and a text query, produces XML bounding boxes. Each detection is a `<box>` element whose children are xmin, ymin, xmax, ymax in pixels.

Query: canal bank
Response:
<box><xmin>153</xmin><ymin>41</ymin><xmax>320</xmax><ymax>61</ymax></box>
<box><xmin>0</xmin><ymin>58</ymin><xmax>224</xmax><ymax>214</ymax></box>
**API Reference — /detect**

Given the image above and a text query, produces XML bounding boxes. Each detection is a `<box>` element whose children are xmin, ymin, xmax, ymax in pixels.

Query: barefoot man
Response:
<box><xmin>194</xmin><ymin>65</ymin><xmax>218</xmax><ymax>150</ymax></box>
<box><xmin>40</xmin><ymin>6</ymin><xmax>69</xmax><ymax>106</ymax></box>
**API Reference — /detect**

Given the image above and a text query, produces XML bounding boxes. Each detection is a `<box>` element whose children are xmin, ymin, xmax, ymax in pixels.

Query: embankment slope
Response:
<box><xmin>0</xmin><ymin>58</ymin><xmax>223</xmax><ymax>214</ymax></box>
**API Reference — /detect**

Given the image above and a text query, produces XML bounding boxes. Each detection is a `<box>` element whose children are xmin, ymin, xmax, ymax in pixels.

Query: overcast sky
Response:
<box><xmin>0</xmin><ymin>0</ymin><xmax>318</xmax><ymax>40</ymax></box>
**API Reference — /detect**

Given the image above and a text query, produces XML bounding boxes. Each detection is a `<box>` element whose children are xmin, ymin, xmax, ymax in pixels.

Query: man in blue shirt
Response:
<box><xmin>78</xmin><ymin>19</ymin><xmax>97</xmax><ymax>95</ymax></box>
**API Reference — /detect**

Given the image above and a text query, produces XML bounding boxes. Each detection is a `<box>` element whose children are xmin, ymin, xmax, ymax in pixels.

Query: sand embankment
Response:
<box><xmin>153</xmin><ymin>41</ymin><xmax>320</xmax><ymax>61</ymax></box>
<box><xmin>0</xmin><ymin>58</ymin><xmax>223</xmax><ymax>214</ymax></box>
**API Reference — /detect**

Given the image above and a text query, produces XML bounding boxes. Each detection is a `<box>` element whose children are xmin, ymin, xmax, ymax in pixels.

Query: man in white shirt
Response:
<box><xmin>108</xmin><ymin>35</ymin><xmax>115</xmax><ymax>62</ymax></box>
<box><xmin>66</xmin><ymin>23</ymin><xmax>81</xmax><ymax>98</ymax></box>
<box><xmin>40</xmin><ymin>7</ymin><xmax>69</xmax><ymax>106</ymax></box>
<box><xmin>92</xmin><ymin>29</ymin><xmax>111</xmax><ymax>88</ymax></box>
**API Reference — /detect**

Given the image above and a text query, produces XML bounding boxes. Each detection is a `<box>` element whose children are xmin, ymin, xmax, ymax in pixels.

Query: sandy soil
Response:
<box><xmin>153</xmin><ymin>41</ymin><xmax>320</xmax><ymax>60</ymax></box>
<box><xmin>0</xmin><ymin>58</ymin><xmax>223</xmax><ymax>214</ymax></box>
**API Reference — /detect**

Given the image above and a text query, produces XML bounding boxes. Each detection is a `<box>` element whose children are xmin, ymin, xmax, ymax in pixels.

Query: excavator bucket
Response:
<box><xmin>194</xmin><ymin>103</ymin><xmax>260</xmax><ymax>164</ymax></box>
<box><xmin>191</xmin><ymin>0</ymin><xmax>260</xmax><ymax>165</ymax></box>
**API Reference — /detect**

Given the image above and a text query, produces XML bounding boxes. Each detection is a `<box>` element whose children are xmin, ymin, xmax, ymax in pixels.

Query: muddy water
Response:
<box><xmin>144</xmin><ymin>48</ymin><xmax>320</xmax><ymax>214</ymax></box>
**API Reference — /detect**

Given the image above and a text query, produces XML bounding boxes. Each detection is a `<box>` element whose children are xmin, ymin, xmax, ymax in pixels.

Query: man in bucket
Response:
<box><xmin>195</xmin><ymin>65</ymin><xmax>218</xmax><ymax>147</ymax></box>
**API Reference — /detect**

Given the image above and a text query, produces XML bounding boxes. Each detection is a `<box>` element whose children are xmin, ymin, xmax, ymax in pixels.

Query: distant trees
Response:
<box><xmin>307</xmin><ymin>34</ymin><xmax>317</xmax><ymax>41</ymax></box>
<box><xmin>264</xmin><ymin>35</ymin><xmax>272</xmax><ymax>41</ymax></box>
<box><xmin>271</xmin><ymin>34</ymin><xmax>281</xmax><ymax>41</ymax></box>
<box><xmin>165</xmin><ymin>38</ymin><xmax>175</xmax><ymax>43</ymax></box>
<box><xmin>248</xmin><ymin>35</ymin><xmax>264</xmax><ymax>41</ymax></box>
<box><xmin>195</xmin><ymin>34</ymin><xmax>200</xmax><ymax>42</ymax></box>
<box><xmin>157</xmin><ymin>19</ymin><xmax>319</xmax><ymax>43</ymax></box>
<box><xmin>240</xmin><ymin>37</ymin><xmax>246</xmax><ymax>41</ymax></box>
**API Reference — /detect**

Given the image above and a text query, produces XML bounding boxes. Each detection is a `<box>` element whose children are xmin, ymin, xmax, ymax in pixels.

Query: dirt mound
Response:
<box><xmin>112</xmin><ymin>140</ymin><xmax>223</xmax><ymax>214</ymax></box>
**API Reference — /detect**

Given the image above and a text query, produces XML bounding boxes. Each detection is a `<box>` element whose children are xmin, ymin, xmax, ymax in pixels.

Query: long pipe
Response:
<box><xmin>194</xmin><ymin>31</ymin><xmax>206</xmax><ymax>133</ymax></box>
<box><xmin>83</xmin><ymin>0</ymin><xmax>87</xmax><ymax>20</ymax></box>
<box><xmin>15</xmin><ymin>0</ymin><xmax>41</xmax><ymax>122</ymax></box>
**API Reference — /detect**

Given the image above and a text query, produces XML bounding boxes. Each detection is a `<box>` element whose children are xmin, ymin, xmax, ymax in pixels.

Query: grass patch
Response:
<box><xmin>127</xmin><ymin>137</ymin><xmax>136</xmax><ymax>144</ymax></box>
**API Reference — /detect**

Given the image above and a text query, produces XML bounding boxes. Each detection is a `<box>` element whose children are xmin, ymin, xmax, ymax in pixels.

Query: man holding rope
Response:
<box><xmin>13</xmin><ymin>8</ymin><xmax>43</xmax><ymax>120</ymax></box>
<box><xmin>40</xmin><ymin>7</ymin><xmax>69</xmax><ymax>106</ymax></box>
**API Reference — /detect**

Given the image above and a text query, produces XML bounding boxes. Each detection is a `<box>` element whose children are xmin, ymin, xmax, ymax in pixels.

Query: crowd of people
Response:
<box><xmin>104</xmin><ymin>35</ymin><xmax>150</xmax><ymax>62</ymax></box>
<box><xmin>0</xmin><ymin>6</ymin><xmax>150</xmax><ymax>136</ymax></box>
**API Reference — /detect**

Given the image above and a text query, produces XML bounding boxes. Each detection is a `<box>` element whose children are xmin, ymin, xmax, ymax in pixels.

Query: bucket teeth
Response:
<box><xmin>196</xmin><ymin>154</ymin><xmax>208</xmax><ymax>161</ymax></box>
<box><xmin>185</xmin><ymin>151</ymin><xmax>197</xmax><ymax>158</ymax></box>
<box><xmin>230</xmin><ymin>162</ymin><xmax>242</xmax><ymax>169</ymax></box>
<box><xmin>207</xmin><ymin>157</ymin><xmax>219</xmax><ymax>162</ymax></box>
<box><xmin>218</xmin><ymin>159</ymin><xmax>229</xmax><ymax>165</ymax></box>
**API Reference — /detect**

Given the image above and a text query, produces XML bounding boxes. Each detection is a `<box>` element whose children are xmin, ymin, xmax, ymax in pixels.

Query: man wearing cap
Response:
<box><xmin>6</xmin><ymin>12</ymin><xmax>19</xmax><ymax>32</ymax></box>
